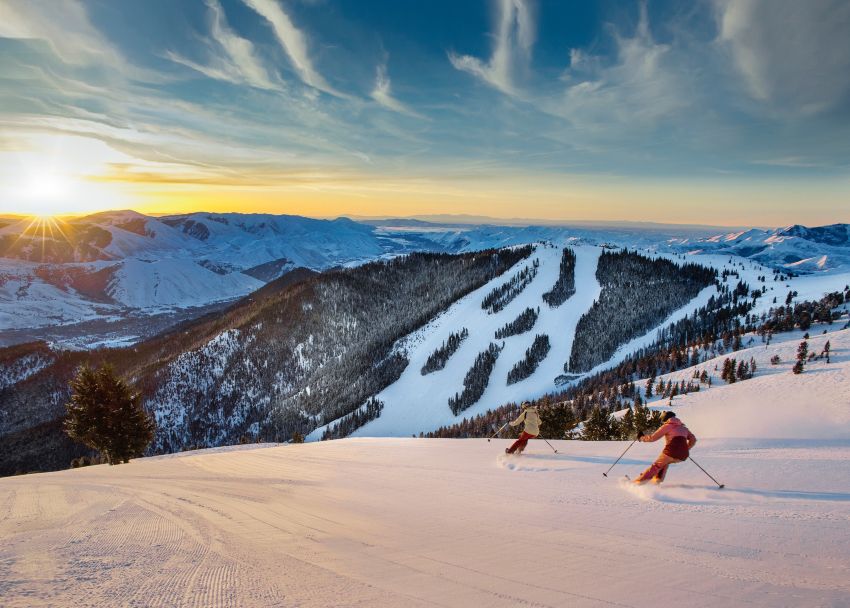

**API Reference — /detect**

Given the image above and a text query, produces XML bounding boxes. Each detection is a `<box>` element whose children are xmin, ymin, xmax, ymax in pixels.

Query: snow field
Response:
<box><xmin>1</xmin><ymin>435</ymin><xmax>848</xmax><ymax>607</ymax></box>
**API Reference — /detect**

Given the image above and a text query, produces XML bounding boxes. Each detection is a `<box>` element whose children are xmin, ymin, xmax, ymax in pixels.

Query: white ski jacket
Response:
<box><xmin>510</xmin><ymin>407</ymin><xmax>540</xmax><ymax>436</ymax></box>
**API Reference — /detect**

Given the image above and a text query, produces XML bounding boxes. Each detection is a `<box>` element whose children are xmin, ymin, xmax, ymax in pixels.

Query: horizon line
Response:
<box><xmin>1</xmin><ymin>208</ymin><xmax>813</xmax><ymax>232</ymax></box>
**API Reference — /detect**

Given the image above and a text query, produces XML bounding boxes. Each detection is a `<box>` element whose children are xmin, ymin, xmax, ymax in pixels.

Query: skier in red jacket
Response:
<box><xmin>633</xmin><ymin>411</ymin><xmax>697</xmax><ymax>484</ymax></box>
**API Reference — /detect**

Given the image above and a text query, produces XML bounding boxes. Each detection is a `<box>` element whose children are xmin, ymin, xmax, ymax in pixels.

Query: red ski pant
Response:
<box><xmin>507</xmin><ymin>432</ymin><xmax>536</xmax><ymax>454</ymax></box>
<box><xmin>635</xmin><ymin>454</ymin><xmax>683</xmax><ymax>483</ymax></box>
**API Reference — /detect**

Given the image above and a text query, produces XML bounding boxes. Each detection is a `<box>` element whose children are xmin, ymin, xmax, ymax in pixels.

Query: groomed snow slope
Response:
<box><xmin>3</xmin><ymin>356</ymin><xmax>850</xmax><ymax>607</ymax></box>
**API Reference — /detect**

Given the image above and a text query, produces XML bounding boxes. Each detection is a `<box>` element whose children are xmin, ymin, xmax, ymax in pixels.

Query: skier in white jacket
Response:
<box><xmin>505</xmin><ymin>402</ymin><xmax>540</xmax><ymax>455</ymax></box>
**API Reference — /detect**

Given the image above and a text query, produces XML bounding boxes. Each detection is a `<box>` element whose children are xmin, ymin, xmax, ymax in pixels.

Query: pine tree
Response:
<box><xmin>793</xmin><ymin>340</ymin><xmax>808</xmax><ymax>374</ymax></box>
<box><xmin>581</xmin><ymin>406</ymin><xmax>617</xmax><ymax>441</ymax></box>
<box><xmin>64</xmin><ymin>365</ymin><xmax>155</xmax><ymax>465</ymax></box>
<box><xmin>621</xmin><ymin>406</ymin><xmax>634</xmax><ymax>438</ymax></box>
<box><xmin>538</xmin><ymin>403</ymin><xmax>577</xmax><ymax>439</ymax></box>
<box><xmin>632</xmin><ymin>402</ymin><xmax>655</xmax><ymax>437</ymax></box>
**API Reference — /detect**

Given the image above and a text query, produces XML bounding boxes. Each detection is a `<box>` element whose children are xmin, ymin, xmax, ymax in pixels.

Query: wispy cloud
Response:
<box><xmin>449</xmin><ymin>0</ymin><xmax>535</xmax><ymax>97</ymax></box>
<box><xmin>714</xmin><ymin>0</ymin><xmax>850</xmax><ymax>116</ymax></box>
<box><xmin>551</xmin><ymin>2</ymin><xmax>690</xmax><ymax>130</ymax></box>
<box><xmin>240</xmin><ymin>0</ymin><xmax>345</xmax><ymax>97</ymax></box>
<box><xmin>167</xmin><ymin>0</ymin><xmax>282</xmax><ymax>91</ymax></box>
<box><xmin>0</xmin><ymin>0</ymin><xmax>116</xmax><ymax>65</ymax></box>
<box><xmin>370</xmin><ymin>63</ymin><xmax>424</xmax><ymax>119</ymax></box>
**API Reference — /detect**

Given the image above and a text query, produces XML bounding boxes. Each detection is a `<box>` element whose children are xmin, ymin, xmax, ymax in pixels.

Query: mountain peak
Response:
<box><xmin>779</xmin><ymin>224</ymin><xmax>850</xmax><ymax>246</ymax></box>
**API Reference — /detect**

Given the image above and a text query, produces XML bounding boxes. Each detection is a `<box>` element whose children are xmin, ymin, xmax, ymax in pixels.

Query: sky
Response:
<box><xmin>0</xmin><ymin>0</ymin><xmax>848</xmax><ymax>226</ymax></box>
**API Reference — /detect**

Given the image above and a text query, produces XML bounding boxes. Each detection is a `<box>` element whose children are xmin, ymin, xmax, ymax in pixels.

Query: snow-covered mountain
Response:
<box><xmin>369</xmin><ymin>218</ymin><xmax>850</xmax><ymax>275</ymax></box>
<box><xmin>4</xmin><ymin>238</ymin><xmax>848</xmax><ymax>476</ymax></box>
<box><xmin>0</xmin><ymin>211</ymin><xmax>422</xmax><ymax>343</ymax></box>
<box><xmin>2</xmin><ymin>212</ymin><xmax>848</xmax><ymax>349</ymax></box>
<box><xmin>663</xmin><ymin>223</ymin><xmax>850</xmax><ymax>273</ymax></box>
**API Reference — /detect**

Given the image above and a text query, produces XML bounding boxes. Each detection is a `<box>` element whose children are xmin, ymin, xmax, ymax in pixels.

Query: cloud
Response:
<box><xmin>0</xmin><ymin>0</ymin><xmax>168</xmax><ymax>85</ymax></box>
<box><xmin>370</xmin><ymin>63</ymin><xmax>424</xmax><ymax>119</ymax></box>
<box><xmin>449</xmin><ymin>0</ymin><xmax>535</xmax><ymax>97</ymax></box>
<box><xmin>0</xmin><ymin>0</ymin><xmax>116</xmax><ymax>65</ymax></box>
<box><xmin>166</xmin><ymin>0</ymin><xmax>281</xmax><ymax>91</ymax></box>
<box><xmin>714</xmin><ymin>0</ymin><xmax>850</xmax><ymax>116</ymax></box>
<box><xmin>240</xmin><ymin>0</ymin><xmax>344</xmax><ymax>97</ymax></box>
<box><xmin>548</xmin><ymin>2</ymin><xmax>691</xmax><ymax>133</ymax></box>
<box><xmin>207</xmin><ymin>0</ymin><xmax>282</xmax><ymax>90</ymax></box>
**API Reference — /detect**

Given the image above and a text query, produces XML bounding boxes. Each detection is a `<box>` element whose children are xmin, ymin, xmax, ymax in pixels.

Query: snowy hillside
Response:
<box><xmin>2</xmin><ymin>388</ymin><xmax>849</xmax><ymax>607</ymax></box>
<box><xmin>309</xmin><ymin>244</ymin><xmax>850</xmax><ymax>440</ymax></box>
<box><xmin>330</xmin><ymin>245</ymin><xmax>605</xmax><ymax>438</ymax></box>
<box><xmin>642</xmin><ymin>325</ymin><xmax>850</xmax><ymax>439</ymax></box>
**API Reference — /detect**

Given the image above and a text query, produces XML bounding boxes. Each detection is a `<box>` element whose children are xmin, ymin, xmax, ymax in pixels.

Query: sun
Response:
<box><xmin>0</xmin><ymin>134</ymin><xmax>138</xmax><ymax>217</ymax></box>
<box><xmin>26</xmin><ymin>171</ymin><xmax>73</xmax><ymax>201</ymax></box>
<box><xmin>21</xmin><ymin>170</ymin><xmax>77</xmax><ymax>216</ymax></box>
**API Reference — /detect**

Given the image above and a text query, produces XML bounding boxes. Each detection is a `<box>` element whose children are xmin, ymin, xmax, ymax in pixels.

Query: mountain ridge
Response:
<box><xmin>2</xmin><ymin>211</ymin><xmax>849</xmax><ymax>348</ymax></box>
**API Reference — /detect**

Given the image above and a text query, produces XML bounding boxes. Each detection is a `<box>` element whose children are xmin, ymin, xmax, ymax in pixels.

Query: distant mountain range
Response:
<box><xmin>1</xmin><ymin>210</ymin><xmax>848</xmax><ymax>346</ymax></box>
<box><xmin>667</xmin><ymin>223</ymin><xmax>850</xmax><ymax>273</ymax></box>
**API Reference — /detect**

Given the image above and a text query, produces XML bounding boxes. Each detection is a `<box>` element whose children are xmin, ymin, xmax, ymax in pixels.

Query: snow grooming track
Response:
<box><xmin>334</xmin><ymin>245</ymin><xmax>603</xmax><ymax>439</ymax></box>
<box><xmin>2</xmin><ymin>437</ymin><xmax>849</xmax><ymax>607</ymax></box>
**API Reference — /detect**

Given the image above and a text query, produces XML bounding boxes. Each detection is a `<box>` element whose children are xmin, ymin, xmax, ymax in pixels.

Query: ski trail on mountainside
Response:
<box><xmin>332</xmin><ymin>245</ymin><xmax>603</xmax><ymax>438</ymax></box>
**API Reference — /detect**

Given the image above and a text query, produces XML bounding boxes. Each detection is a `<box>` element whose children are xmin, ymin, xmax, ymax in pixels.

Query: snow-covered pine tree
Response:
<box><xmin>580</xmin><ymin>406</ymin><xmax>617</xmax><ymax>441</ymax></box>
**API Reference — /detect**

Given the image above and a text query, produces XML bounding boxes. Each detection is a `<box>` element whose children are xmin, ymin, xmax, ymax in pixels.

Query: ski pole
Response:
<box><xmin>540</xmin><ymin>437</ymin><xmax>558</xmax><ymax>454</ymax></box>
<box><xmin>689</xmin><ymin>457</ymin><xmax>725</xmax><ymax>489</ymax></box>
<box><xmin>602</xmin><ymin>439</ymin><xmax>637</xmax><ymax>477</ymax></box>
<box><xmin>487</xmin><ymin>422</ymin><xmax>509</xmax><ymax>442</ymax></box>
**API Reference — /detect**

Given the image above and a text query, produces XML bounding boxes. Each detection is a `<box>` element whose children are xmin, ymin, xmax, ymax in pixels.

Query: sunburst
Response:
<box><xmin>8</xmin><ymin>215</ymin><xmax>75</xmax><ymax>261</ymax></box>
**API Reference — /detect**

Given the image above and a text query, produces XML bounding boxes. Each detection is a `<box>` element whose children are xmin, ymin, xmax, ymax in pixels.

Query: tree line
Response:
<box><xmin>422</xmin><ymin>328</ymin><xmax>469</xmax><ymax>375</ymax></box>
<box><xmin>448</xmin><ymin>342</ymin><xmax>504</xmax><ymax>415</ymax></box>
<box><xmin>542</xmin><ymin>247</ymin><xmax>576</xmax><ymax>307</ymax></box>
<box><xmin>495</xmin><ymin>307</ymin><xmax>538</xmax><ymax>339</ymax></box>
<box><xmin>506</xmin><ymin>334</ymin><xmax>550</xmax><ymax>385</ymax></box>
<box><xmin>567</xmin><ymin>250</ymin><xmax>717</xmax><ymax>373</ymax></box>
<box><xmin>321</xmin><ymin>398</ymin><xmax>384</xmax><ymax>440</ymax></box>
<box><xmin>481</xmin><ymin>258</ymin><xmax>539</xmax><ymax>314</ymax></box>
